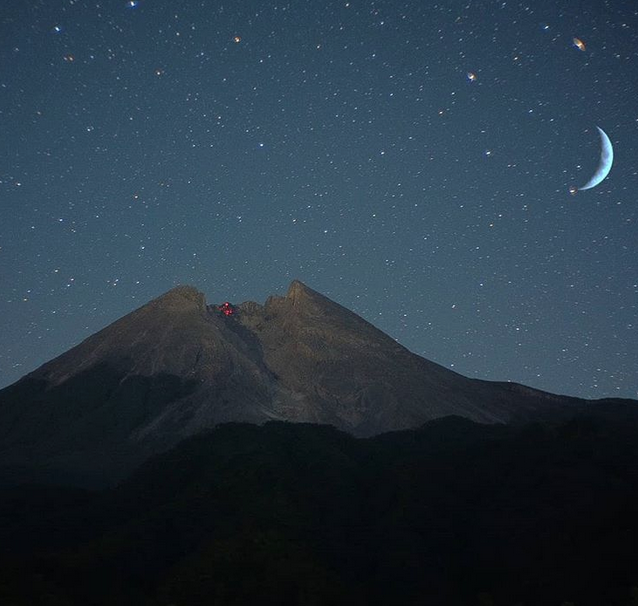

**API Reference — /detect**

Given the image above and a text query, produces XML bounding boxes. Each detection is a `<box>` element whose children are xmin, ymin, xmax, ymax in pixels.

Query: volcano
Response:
<box><xmin>0</xmin><ymin>280</ymin><xmax>632</xmax><ymax>486</ymax></box>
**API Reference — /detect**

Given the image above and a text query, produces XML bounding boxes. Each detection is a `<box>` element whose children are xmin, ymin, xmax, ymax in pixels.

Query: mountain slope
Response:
<box><xmin>0</xmin><ymin>280</ymin><xmax>633</xmax><ymax>486</ymax></box>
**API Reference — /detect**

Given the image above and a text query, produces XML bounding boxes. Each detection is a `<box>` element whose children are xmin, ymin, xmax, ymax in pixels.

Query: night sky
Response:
<box><xmin>1</xmin><ymin>0</ymin><xmax>636</xmax><ymax>400</ymax></box>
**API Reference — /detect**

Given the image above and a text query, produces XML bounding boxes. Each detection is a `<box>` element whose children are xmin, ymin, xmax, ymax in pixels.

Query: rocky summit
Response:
<box><xmin>0</xmin><ymin>280</ymin><xmax>632</xmax><ymax>486</ymax></box>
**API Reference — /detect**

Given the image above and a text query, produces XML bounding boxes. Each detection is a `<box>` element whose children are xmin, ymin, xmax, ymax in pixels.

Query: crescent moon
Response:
<box><xmin>579</xmin><ymin>126</ymin><xmax>614</xmax><ymax>190</ymax></box>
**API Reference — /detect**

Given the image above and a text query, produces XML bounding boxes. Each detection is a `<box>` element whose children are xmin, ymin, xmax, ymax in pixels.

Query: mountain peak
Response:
<box><xmin>285</xmin><ymin>279</ymin><xmax>318</xmax><ymax>306</ymax></box>
<box><xmin>286</xmin><ymin>278</ymin><xmax>307</xmax><ymax>294</ymax></box>
<box><xmin>151</xmin><ymin>285</ymin><xmax>206</xmax><ymax>312</ymax></box>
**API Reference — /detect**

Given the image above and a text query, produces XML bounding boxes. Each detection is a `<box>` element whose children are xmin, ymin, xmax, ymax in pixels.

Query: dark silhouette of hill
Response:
<box><xmin>0</xmin><ymin>280</ymin><xmax>633</xmax><ymax>487</ymax></box>
<box><xmin>2</xmin><ymin>415</ymin><xmax>638</xmax><ymax>606</ymax></box>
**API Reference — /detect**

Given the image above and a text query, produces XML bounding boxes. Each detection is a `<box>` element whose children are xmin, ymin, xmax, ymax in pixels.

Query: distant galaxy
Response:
<box><xmin>573</xmin><ymin>37</ymin><xmax>586</xmax><ymax>51</ymax></box>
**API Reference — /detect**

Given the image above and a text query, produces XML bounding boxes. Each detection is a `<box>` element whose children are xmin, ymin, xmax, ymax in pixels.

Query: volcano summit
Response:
<box><xmin>0</xmin><ymin>280</ymin><xmax>632</xmax><ymax>486</ymax></box>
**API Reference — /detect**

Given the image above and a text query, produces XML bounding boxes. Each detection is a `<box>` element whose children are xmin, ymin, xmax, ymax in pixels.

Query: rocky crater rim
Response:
<box><xmin>174</xmin><ymin>279</ymin><xmax>319</xmax><ymax>312</ymax></box>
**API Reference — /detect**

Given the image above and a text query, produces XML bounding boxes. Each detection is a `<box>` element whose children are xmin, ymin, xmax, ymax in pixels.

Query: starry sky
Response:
<box><xmin>1</xmin><ymin>0</ymin><xmax>636</xmax><ymax>400</ymax></box>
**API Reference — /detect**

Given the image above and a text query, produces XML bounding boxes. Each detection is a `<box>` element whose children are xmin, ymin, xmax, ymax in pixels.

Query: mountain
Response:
<box><xmin>0</xmin><ymin>280</ymin><xmax>633</xmax><ymax>486</ymax></box>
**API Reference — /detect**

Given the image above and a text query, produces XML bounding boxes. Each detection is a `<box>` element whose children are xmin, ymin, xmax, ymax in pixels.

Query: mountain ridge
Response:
<box><xmin>0</xmin><ymin>279</ymin><xmax>634</xmax><ymax>486</ymax></box>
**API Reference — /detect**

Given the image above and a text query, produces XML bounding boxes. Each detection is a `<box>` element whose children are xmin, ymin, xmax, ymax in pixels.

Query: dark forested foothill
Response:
<box><xmin>2</xmin><ymin>413</ymin><xmax>638</xmax><ymax>606</ymax></box>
